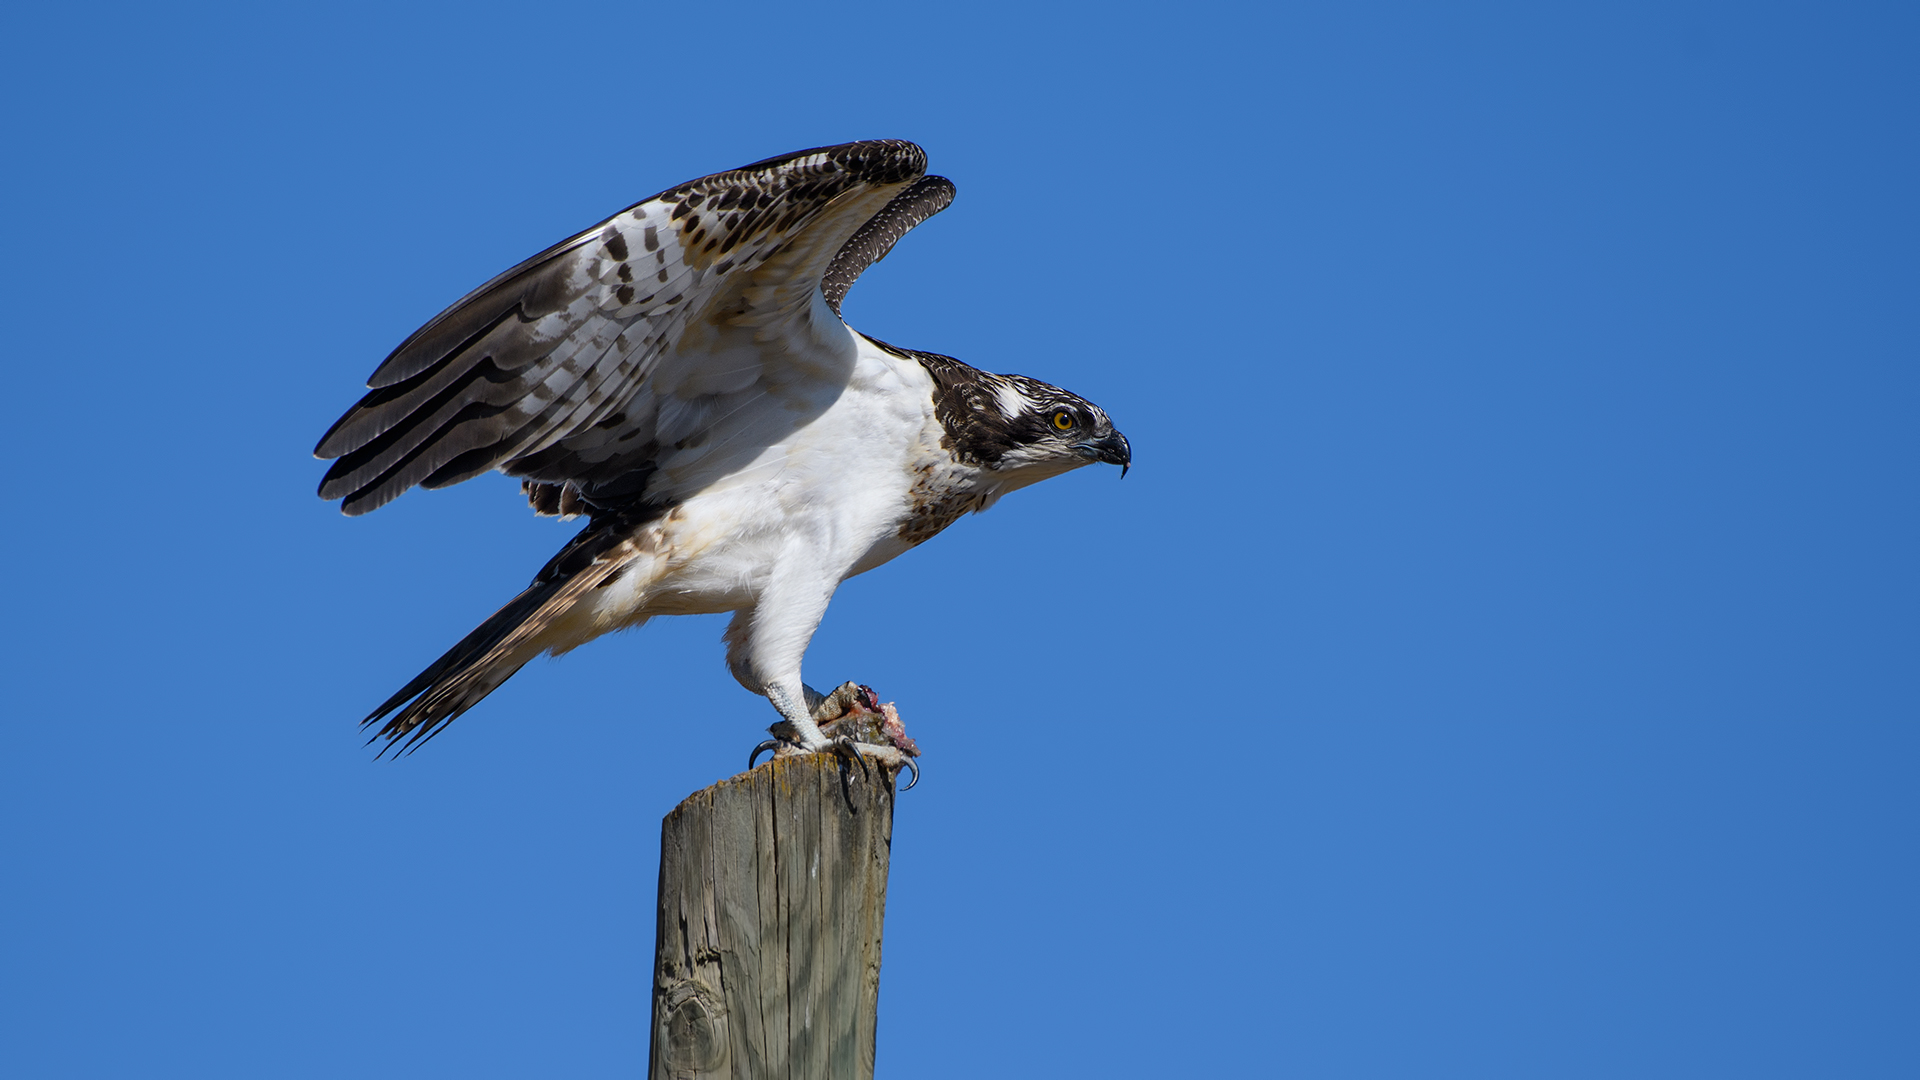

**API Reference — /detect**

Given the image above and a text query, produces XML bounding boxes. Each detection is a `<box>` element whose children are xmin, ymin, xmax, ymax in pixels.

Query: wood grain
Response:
<box><xmin>650</xmin><ymin>754</ymin><xmax>896</xmax><ymax>1079</ymax></box>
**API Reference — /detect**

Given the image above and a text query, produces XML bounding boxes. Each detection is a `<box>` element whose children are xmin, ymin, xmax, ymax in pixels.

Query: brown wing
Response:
<box><xmin>314</xmin><ymin>141</ymin><xmax>931</xmax><ymax>516</ymax></box>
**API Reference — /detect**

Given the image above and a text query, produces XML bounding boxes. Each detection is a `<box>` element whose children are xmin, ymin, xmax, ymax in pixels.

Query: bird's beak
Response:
<box><xmin>1078</xmin><ymin>429</ymin><xmax>1132</xmax><ymax>478</ymax></box>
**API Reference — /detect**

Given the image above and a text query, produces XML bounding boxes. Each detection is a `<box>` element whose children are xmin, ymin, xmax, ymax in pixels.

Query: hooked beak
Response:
<box><xmin>1077</xmin><ymin>429</ymin><xmax>1132</xmax><ymax>478</ymax></box>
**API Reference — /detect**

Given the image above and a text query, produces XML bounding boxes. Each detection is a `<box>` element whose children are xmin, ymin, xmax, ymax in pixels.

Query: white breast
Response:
<box><xmin>562</xmin><ymin>319</ymin><xmax>946</xmax><ymax>635</ymax></box>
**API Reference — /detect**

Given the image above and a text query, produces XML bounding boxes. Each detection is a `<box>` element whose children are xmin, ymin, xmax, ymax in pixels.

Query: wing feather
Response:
<box><xmin>316</xmin><ymin>140</ymin><xmax>933</xmax><ymax>515</ymax></box>
<box><xmin>821</xmin><ymin>175</ymin><xmax>956</xmax><ymax>315</ymax></box>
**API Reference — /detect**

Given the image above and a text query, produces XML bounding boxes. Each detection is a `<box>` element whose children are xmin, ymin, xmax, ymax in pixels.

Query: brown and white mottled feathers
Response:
<box><xmin>315</xmin><ymin>140</ymin><xmax>948</xmax><ymax>517</ymax></box>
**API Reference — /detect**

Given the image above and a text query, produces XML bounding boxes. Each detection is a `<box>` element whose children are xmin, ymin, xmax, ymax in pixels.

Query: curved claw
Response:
<box><xmin>830</xmin><ymin>736</ymin><xmax>871</xmax><ymax>780</ymax></box>
<box><xmin>748</xmin><ymin>739</ymin><xmax>782</xmax><ymax>769</ymax></box>
<box><xmin>898</xmin><ymin>757</ymin><xmax>919</xmax><ymax>791</ymax></box>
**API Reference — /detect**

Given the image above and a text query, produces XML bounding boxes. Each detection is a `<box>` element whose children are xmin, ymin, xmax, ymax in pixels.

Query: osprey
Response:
<box><xmin>316</xmin><ymin>141</ymin><xmax>1130</xmax><ymax>763</ymax></box>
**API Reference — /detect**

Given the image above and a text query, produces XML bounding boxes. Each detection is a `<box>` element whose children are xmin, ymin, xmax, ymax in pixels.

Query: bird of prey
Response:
<box><xmin>315</xmin><ymin>140</ymin><xmax>1130</xmax><ymax>762</ymax></box>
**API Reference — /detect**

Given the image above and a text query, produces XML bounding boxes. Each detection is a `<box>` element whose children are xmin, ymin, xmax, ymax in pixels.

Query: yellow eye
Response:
<box><xmin>1051</xmin><ymin>409</ymin><xmax>1075</xmax><ymax>432</ymax></box>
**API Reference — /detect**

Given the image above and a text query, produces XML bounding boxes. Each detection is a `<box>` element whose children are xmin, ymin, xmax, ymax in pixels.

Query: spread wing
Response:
<box><xmin>315</xmin><ymin>140</ymin><xmax>954</xmax><ymax>516</ymax></box>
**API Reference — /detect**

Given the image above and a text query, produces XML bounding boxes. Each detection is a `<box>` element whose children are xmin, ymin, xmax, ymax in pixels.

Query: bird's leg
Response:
<box><xmin>729</xmin><ymin>574</ymin><xmax>872</xmax><ymax>770</ymax></box>
<box><xmin>767</xmin><ymin>681</ymin><xmax>836</xmax><ymax>751</ymax></box>
<box><xmin>728</xmin><ymin>574</ymin><xmax>910</xmax><ymax>783</ymax></box>
<box><xmin>727</xmin><ymin>602</ymin><xmax>832</xmax><ymax>754</ymax></box>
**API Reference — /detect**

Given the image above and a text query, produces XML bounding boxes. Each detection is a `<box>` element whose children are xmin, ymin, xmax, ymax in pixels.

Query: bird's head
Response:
<box><xmin>938</xmin><ymin>370</ymin><xmax>1130</xmax><ymax>486</ymax></box>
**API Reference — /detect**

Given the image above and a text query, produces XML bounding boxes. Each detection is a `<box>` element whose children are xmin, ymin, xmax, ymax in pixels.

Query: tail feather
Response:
<box><xmin>361</xmin><ymin>586</ymin><xmax>551</xmax><ymax>756</ymax></box>
<box><xmin>363</xmin><ymin>510</ymin><xmax>651</xmax><ymax>756</ymax></box>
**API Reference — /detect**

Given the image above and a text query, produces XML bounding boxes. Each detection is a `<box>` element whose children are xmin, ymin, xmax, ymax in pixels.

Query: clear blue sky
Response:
<box><xmin>3</xmin><ymin>2</ymin><xmax>1915</xmax><ymax>1076</ymax></box>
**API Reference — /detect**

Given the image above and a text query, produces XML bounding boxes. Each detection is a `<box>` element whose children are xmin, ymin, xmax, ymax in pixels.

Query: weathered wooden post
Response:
<box><xmin>649</xmin><ymin>733</ymin><xmax>910</xmax><ymax>1079</ymax></box>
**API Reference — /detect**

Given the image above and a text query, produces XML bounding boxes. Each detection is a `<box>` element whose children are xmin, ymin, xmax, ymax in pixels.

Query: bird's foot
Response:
<box><xmin>747</xmin><ymin>682</ymin><xmax>920</xmax><ymax>790</ymax></box>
